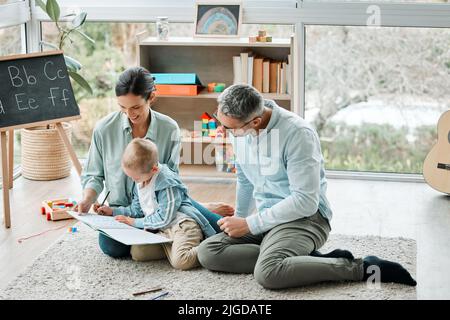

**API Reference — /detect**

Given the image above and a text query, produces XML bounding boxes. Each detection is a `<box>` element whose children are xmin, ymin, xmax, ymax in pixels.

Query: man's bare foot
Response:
<box><xmin>202</xmin><ymin>202</ymin><xmax>235</xmax><ymax>217</ymax></box>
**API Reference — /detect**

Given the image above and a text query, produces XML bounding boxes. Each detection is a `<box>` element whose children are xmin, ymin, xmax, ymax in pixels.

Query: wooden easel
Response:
<box><xmin>1</xmin><ymin>117</ymin><xmax>81</xmax><ymax>228</ymax></box>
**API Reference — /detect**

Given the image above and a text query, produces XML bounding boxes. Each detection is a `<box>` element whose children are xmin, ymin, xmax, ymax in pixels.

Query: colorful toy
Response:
<box><xmin>207</xmin><ymin>82</ymin><xmax>226</xmax><ymax>93</ymax></box>
<box><xmin>200</xmin><ymin>112</ymin><xmax>219</xmax><ymax>138</ymax></box>
<box><xmin>207</xmin><ymin>83</ymin><xmax>216</xmax><ymax>93</ymax></box>
<box><xmin>208</xmin><ymin>118</ymin><xmax>217</xmax><ymax>138</ymax></box>
<box><xmin>213</xmin><ymin>83</ymin><xmax>226</xmax><ymax>93</ymax></box>
<box><xmin>201</xmin><ymin>112</ymin><xmax>212</xmax><ymax>137</ymax></box>
<box><xmin>68</xmin><ymin>226</ymin><xmax>77</xmax><ymax>233</ymax></box>
<box><xmin>41</xmin><ymin>198</ymin><xmax>77</xmax><ymax>221</ymax></box>
<box><xmin>249</xmin><ymin>30</ymin><xmax>272</xmax><ymax>43</ymax></box>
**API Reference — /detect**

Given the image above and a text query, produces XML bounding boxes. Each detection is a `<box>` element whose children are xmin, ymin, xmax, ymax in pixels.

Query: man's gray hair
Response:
<box><xmin>217</xmin><ymin>84</ymin><xmax>264</xmax><ymax>122</ymax></box>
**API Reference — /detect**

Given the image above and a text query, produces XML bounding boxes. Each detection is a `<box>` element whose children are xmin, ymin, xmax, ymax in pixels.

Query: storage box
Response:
<box><xmin>155</xmin><ymin>84</ymin><xmax>202</xmax><ymax>96</ymax></box>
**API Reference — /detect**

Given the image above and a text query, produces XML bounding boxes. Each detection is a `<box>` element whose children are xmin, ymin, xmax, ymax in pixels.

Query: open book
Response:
<box><xmin>68</xmin><ymin>211</ymin><xmax>172</xmax><ymax>245</ymax></box>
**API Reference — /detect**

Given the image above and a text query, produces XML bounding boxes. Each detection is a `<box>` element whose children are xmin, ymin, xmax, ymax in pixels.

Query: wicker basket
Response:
<box><xmin>21</xmin><ymin>122</ymin><xmax>73</xmax><ymax>181</ymax></box>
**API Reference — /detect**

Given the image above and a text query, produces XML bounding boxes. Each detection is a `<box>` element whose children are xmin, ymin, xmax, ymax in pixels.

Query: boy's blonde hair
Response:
<box><xmin>122</xmin><ymin>138</ymin><xmax>159</xmax><ymax>173</ymax></box>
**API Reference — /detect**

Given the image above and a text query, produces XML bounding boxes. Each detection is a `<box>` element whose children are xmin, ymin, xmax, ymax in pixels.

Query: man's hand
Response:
<box><xmin>115</xmin><ymin>215</ymin><xmax>135</xmax><ymax>226</ymax></box>
<box><xmin>217</xmin><ymin>216</ymin><xmax>250</xmax><ymax>238</ymax></box>
<box><xmin>96</xmin><ymin>206</ymin><xmax>113</xmax><ymax>216</ymax></box>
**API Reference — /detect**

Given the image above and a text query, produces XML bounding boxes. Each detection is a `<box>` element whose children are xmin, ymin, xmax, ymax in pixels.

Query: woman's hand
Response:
<box><xmin>75</xmin><ymin>199</ymin><xmax>94</xmax><ymax>215</ymax></box>
<box><xmin>115</xmin><ymin>215</ymin><xmax>135</xmax><ymax>226</ymax></box>
<box><xmin>96</xmin><ymin>206</ymin><xmax>113</xmax><ymax>216</ymax></box>
<box><xmin>75</xmin><ymin>189</ymin><xmax>98</xmax><ymax>215</ymax></box>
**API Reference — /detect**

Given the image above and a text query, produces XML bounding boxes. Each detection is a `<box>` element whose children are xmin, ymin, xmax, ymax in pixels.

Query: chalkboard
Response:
<box><xmin>0</xmin><ymin>51</ymin><xmax>81</xmax><ymax>131</ymax></box>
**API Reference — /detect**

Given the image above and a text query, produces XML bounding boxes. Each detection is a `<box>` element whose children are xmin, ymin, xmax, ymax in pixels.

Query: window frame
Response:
<box><xmin>0</xmin><ymin>1</ymin><xmax>30</xmax><ymax>29</ymax></box>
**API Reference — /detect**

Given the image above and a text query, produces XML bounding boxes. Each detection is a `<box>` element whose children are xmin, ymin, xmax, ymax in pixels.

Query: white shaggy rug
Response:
<box><xmin>1</xmin><ymin>223</ymin><xmax>417</xmax><ymax>300</ymax></box>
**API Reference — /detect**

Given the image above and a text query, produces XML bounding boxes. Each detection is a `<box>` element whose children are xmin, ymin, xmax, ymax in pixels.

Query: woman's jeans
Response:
<box><xmin>98</xmin><ymin>199</ymin><xmax>222</xmax><ymax>258</ymax></box>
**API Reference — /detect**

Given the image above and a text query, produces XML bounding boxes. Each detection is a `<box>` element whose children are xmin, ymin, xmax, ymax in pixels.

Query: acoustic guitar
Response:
<box><xmin>423</xmin><ymin>110</ymin><xmax>450</xmax><ymax>195</ymax></box>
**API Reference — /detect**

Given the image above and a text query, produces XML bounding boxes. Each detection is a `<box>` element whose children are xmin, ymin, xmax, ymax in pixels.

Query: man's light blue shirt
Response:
<box><xmin>231</xmin><ymin>100</ymin><xmax>333</xmax><ymax>235</ymax></box>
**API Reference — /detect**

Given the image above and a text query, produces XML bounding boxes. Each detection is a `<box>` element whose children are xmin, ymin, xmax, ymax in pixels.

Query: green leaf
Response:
<box><xmin>65</xmin><ymin>62</ymin><xmax>77</xmax><ymax>73</ymax></box>
<box><xmin>73</xmin><ymin>28</ymin><xmax>95</xmax><ymax>44</ymax></box>
<box><xmin>68</xmin><ymin>71</ymin><xmax>93</xmax><ymax>95</ymax></box>
<box><xmin>40</xmin><ymin>41</ymin><xmax>59</xmax><ymax>50</ymax></box>
<box><xmin>64</xmin><ymin>55</ymin><xmax>82</xmax><ymax>71</ymax></box>
<box><xmin>46</xmin><ymin>0</ymin><xmax>60</xmax><ymax>22</ymax></box>
<box><xmin>62</xmin><ymin>13</ymin><xmax>76</xmax><ymax>19</ymax></box>
<box><xmin>71</xmin><ymin>12</ymin><xmax>87</xmax><ymax>28</ymax></box>
<box><xmin>35</xmin><ymin>0</ymin><xmax>47</xmax><ymax>12</ymax></box>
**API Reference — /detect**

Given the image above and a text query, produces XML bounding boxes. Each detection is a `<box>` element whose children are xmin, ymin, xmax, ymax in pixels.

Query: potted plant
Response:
<box><xmin>21</xmin><ymin>0</ymin><xmax>94</xmax><ymax>180</ymax></box>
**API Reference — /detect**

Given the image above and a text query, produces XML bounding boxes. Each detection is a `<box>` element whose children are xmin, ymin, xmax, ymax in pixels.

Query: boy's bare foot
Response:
<box><xmin>202</xmin><ymin>202</ymin><xmax>235</xmax><ymax>216</ymax></box>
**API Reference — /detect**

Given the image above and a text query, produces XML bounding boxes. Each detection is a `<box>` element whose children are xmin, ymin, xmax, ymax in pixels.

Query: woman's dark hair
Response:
<box><xmin>115</xmin><ymin>67</ymin><xmax>155</xmax><ymax>101</ymax></box>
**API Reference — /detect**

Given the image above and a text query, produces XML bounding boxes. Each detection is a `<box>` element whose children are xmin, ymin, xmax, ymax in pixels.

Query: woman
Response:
<box><xmin>77</xmin><ymin>67</ymin><xmax>233</xmax><ymax>258</ymax></box>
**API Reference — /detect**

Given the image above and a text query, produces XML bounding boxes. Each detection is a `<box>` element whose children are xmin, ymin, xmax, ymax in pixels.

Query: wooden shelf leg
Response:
<box><xmin>1</xmin><ymin>132</ymin><xmax>11</xmax><ymax>228</ymax></box>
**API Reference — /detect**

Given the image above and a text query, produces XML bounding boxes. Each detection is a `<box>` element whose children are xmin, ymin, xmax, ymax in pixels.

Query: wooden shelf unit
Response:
<box><xmin>137</xmin><ymin>36</ymin><xmax>296</xmax><ymax>165</ymax></box>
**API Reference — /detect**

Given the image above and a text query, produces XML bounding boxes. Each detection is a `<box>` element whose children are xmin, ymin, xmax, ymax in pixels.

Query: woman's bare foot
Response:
<box><xmin>202</xmin><ymin>202</ymin><xmax>235</xmax><ymax>217</ymax></box>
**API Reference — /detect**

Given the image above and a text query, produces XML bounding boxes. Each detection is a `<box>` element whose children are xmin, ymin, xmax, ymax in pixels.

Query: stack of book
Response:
<box><xmin>232</xmin><ymin>53</ymin><xmax>291</xmax><ymax>95</ymax></box>
<box><xmin>153</xmin><ymin>73</ymin><xmax>203</xmax><ymax>96</ymax></box>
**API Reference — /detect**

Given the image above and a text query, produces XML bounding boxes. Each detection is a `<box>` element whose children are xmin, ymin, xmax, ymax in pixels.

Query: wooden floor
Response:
<box><xmin>0</xmin><ymin>166</ymin><xmax>449</xmax><ymax>299</ymax></box>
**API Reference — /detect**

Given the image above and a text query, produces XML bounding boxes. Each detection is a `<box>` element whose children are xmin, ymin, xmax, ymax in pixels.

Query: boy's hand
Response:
<box><xmin>96</xmin><ymin>206</ymin><xmax>113</xmax><ymax>216</ymax></box>
<box><xmin>115</xmin><ymin>215</ymin><xmax>135</xmax><ymax>226</ymax></box>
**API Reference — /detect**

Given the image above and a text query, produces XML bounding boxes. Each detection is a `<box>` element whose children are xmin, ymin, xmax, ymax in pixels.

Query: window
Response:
<box><xmin>305</xmin><ymin>25</ymin><xmax>449</xmax><ymax>174</ymax></box>
<box><xmin>0</xmin><ymin>24</ymin><xmax>25</xmax><ymax>56</ymax></box>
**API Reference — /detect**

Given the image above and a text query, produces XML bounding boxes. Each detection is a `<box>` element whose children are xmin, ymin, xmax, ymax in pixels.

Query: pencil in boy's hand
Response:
<box><xmin>100</xmin><ymin>191</ymin><xmax>111</xmax><ymax>207</ymax></box>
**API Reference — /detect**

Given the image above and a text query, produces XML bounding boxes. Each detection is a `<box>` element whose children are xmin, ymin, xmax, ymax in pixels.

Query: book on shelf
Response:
<box><xmin>240</xmin><ymin>52</ymin><xmax>249</xmax><ymax>84</ymax></box>
<box><xmin>262</xmin><ymin>59</ymin><xmax>270</xmax><ymax>93</ymax></box>
<box><xmin>269</xmin><ymin>61</ymin><xmax>278</xmax><ymax>93</ymax></box>
<box><xmin>286</xmin><ymin>54</ymin><xmax>291</xmax><ymax>95</ymax></box>
<box><xmin>233</xmin><ymin>56</ymin><xmax>242</xmax><ymax>84</ymax></box>
<box><xmin>152</xmin><ymin>73</ymin><xmax>202</xmax><ymax>85</ymax></box>
<box><xmin>247</xmin><ymin>55</ymin><xmax>254</xmax><ymax>87</ymax></box>
<box><xmin>281</xmin><ymin>62</ymin><xmax>287</xmax><ymax>95</ymax></box>
<box><xmin>252</xmin><ymin>57</ymin><xmax>264</xmax><ymax>92</ymax></box>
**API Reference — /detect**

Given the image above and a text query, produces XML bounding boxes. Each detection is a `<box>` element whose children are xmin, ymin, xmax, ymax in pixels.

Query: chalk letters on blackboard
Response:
<box><xmin>0</xmin><ymin>100</ymin><xmax>5</xmax><ymax>115</ymax></box>
<box><xmin>8</xmin><ymin>65</ymin><xmax>37</xmax><ymax>87</ymax></box>
<box><xmin>44</xmin><ymin>61</ymin><xmax>66</xmax><ymax>80</ymax></box>
<box><xmin>48</xmin><ymin>87</ymin><xmax>59</xmax><ymax>107</ymax></box>
<box><xmin>15</xmin><ymin>93</ymin><xmax>39</xmax><ymax>111</ymax></box>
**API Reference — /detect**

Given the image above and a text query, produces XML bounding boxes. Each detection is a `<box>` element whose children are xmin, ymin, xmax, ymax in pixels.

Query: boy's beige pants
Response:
<box><xmin>130</xmin><ymin>219</ymin><xmax>203</xmax><ymax>270</ymax></box>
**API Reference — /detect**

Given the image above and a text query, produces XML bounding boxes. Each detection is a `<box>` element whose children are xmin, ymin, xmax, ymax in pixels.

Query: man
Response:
<box><xmin>197</xmin><ymin>84</ymin><xmax>416</xmax><ymax>289</ymax></box>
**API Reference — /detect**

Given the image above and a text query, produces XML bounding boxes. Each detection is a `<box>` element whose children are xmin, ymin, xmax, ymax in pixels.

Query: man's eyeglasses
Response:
<box><xmin>212</xmin><ymin>111</ymin><xmax>260</xmax><ymax>131</ymax></box>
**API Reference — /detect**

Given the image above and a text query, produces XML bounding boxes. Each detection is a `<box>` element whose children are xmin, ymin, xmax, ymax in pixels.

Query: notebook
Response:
<box><xmin>68</xmin><ymin>211</ymin><xmax>172</xmax><ymax>245</ymax></box>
